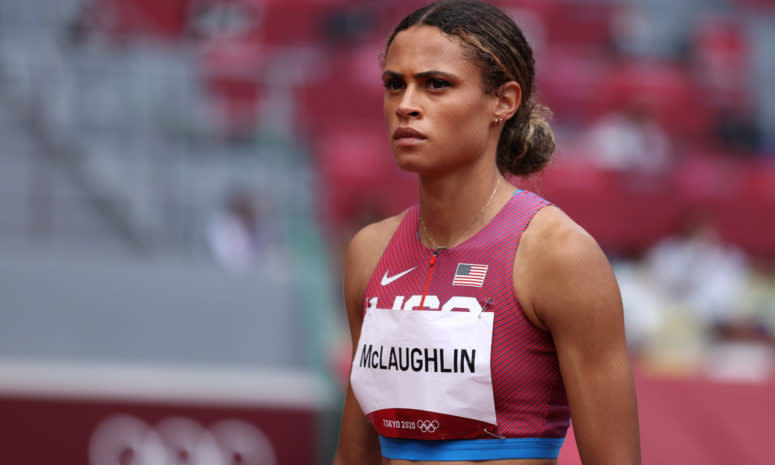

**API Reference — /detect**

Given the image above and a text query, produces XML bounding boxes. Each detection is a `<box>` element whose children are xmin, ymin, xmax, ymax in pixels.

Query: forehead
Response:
<box><xmin>384</xmin><ymin>25</ymin><xmax>477</xmax><ymax>74</ymax></box>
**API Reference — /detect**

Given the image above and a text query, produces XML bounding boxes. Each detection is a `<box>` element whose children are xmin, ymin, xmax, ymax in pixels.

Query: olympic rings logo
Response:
<box><xmin>89</xmin><ymin>414</ymin><xmax>277</xmax><ymax>465</ymax></box>
<box><xmin>417</xmin><ymin>419</ymin><xmax>440</xmax><ymax>433</ymax></box>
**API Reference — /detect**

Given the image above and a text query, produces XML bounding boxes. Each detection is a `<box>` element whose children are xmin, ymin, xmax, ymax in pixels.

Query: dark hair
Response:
<box><xmin>385</xmin><ymin>0</ymin><xmax>555</xmax><ymax>176</ymax></box>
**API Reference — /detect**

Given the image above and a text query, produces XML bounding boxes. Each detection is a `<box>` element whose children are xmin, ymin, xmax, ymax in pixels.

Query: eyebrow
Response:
<box><xmin>381</xmin><ymin>70</ymin><xmax>458</xmax><ymax>80</ymax></box>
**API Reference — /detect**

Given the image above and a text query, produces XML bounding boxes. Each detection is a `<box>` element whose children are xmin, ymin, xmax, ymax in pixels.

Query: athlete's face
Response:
<box><xmin>382</xmin><ymin>26</ymin><xmax>499</xmax><ymax>176</ymax></box>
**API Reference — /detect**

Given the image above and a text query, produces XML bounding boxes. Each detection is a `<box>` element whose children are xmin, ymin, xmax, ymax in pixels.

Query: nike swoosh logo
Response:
<box><xmin>381</xmin><ymin>267</ymin><xmax>416</xmax><ymax>286</ymax></box>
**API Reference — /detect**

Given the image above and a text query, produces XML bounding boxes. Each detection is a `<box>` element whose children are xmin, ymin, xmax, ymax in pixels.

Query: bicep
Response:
<box><xmin>531</xmin><ymin>223</ymin><xmax>640</xmax><ymax>465</ymax></box>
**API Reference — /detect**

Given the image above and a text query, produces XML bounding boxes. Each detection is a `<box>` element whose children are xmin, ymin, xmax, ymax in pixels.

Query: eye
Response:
<box><xmin>427</xmin><ymin>78</ymin><xmax>451</xmax><ymax>90</ymax></box>
<box><xmin>383</xmin><ymin>77</ymin><xmax>404</xmax><ymax>91</ymax></box>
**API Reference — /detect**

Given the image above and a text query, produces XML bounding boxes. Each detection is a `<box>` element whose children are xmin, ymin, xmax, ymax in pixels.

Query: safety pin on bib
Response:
<box><xmin>479</xmin><ymin>298</ymin><xmax>494</xmax><ymax>318</ymax></box>
<box><xmin>483</xmin><ymin>428</ymin><xmax>506</xmax><ymax>439</ymax></box>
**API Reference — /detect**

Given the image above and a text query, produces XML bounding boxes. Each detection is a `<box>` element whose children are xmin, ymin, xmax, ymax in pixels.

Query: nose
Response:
<box><xmin>395</xmin><ymin>86</ymin><xmax>421</xmax><ymax>120</ymax></box>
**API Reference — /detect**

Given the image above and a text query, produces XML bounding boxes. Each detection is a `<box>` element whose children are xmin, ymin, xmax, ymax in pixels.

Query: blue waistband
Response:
<box><xmin>378</xmin><ymin>436</ymin><xmax>564</xmax><ymax>461</ymax></box>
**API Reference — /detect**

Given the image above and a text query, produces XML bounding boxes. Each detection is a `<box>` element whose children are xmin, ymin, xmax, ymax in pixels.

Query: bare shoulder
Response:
<box><xmin>516</xmin><ymin>206</ymin><xmax>620</xmax><ymax>330</ymax></box>
<box><xmin>521</xmin><ymin>206</ymin><xmax>601</xmax><ymax>262</ymax></box>
<box><xmin>344</xmin><ymin>211</ymin><xmax>407</xmax><ymax>311</ymax></box>
<box><xmin>345</xmin><ymin>211</ymin><xmax>405</xmax><ymax>281</ymax></box>
<box><xmin>347</xmin><ymin>213</ymin><xmax>404</xmax><ymax>265</ymax></box>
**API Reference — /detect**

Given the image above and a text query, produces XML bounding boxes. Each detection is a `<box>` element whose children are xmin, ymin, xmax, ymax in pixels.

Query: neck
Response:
<box><xmin>418</xmin><ymin>166</ymin><xmax>512</xmax><ymax>249</ymax></box>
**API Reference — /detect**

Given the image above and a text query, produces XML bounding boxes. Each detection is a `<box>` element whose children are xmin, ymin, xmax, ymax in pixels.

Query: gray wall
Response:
<box><xmin>0</xmin><ymin>247</ymin><xmax>302</xmax><ymax>369</ymax></box>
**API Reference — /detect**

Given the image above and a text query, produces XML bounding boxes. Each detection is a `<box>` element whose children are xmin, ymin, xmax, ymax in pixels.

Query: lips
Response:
<box><xmin>393</xmin><ymin>127</ymin><xmax>427</xmax><ymax>140</ymax></box>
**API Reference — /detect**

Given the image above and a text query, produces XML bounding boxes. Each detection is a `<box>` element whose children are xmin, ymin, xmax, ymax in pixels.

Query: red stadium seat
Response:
<box><xmin>530</xmin><ymin>156</ymin><xmax>684</xmax><ymax>254</ymax></box>
<box><xmin>599</xmin><ymin>61</ymin><xmax>711</xmax><ymax>141</ymax></box>
<box><xmin>297</xmin><ymin>46</ymin><xmax>384</xmax><ymax>136</ymax></box>
<box><xmin>199</xmin><ymin>37</ymin><xmax>267</xmax><ymax>135</ymax></box>
<box><xmin>538</xmin><ymin>48</ymin><xmax>611</xmax><ymax>123</ymax></box>
<box><xmin>541</xmin><ymin>1</ymin><xmax>613</xmax><ymax>48</ymax></box>
<box><xmin>93</xmin><ymin>0</ymin><xmax>190</xmax><ymax>40</ymax></box>
<box><xmin>314</xmin><ymin>125</ymin><xmax>415</xmax><ymax>229</ymax></box>
<box><xmin>707</xmin><ymin>160</ymin><xmax>775</xmax><ymax>259</ymax></box>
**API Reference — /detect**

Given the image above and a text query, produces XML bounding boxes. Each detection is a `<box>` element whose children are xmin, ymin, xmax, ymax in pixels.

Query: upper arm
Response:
<box><xmin>517</xmin><ymin>207</ymin><xmax>641</xmax><ymax>465</ymax></box>
<box><xmin>333</xmin><ymin>214</ymin><xmax>403</xmax><ymax>465</ymax></box>
<box><xmin>342</xmin><ymin>215</ymin><xmax>402</xmax><ymax>351</ymax></box>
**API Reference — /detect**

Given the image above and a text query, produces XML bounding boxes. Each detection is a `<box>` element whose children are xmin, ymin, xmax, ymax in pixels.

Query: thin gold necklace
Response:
<box><xmin>419</xmin><ymin>176</ymin><xmax>501</xmax><ymax>251</ymax></box>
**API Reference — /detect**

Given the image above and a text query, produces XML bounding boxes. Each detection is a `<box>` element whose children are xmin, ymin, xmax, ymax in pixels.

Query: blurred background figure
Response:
<box><xmin>206</xmin><ymin>187</ymin><xmax>284</xmax><ymax>272</ymax></box>
<box><xmin>207</xmin><ymin>189</ymin><xmax>261</xmax><ymax>271</ymax></box>
<box><xmin>581</xmin><ymin>97</ymin><xmax>672</xmax><ymax>175</ymax></box>
<box><xmin>645</xmin><ymin>210</ymin><xmax>749</xmax><ymax>324</ymax></box>
<box><xmin>0</xmin><ymin>0</ymin><xmax>773</xmax><ymax>465</ymax></box>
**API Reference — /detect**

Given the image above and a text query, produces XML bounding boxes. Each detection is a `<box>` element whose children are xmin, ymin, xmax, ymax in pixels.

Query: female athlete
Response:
<box><xmin>332</xmin><ymin>1</ymin><xmax>641</xmax><ymax>464</ymax></box>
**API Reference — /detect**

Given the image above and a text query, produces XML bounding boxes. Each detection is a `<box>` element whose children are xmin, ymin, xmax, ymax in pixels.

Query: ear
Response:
<box><xmin>493</xmin><ymin>81</ymin><xmax>521</xmax><ymax>121</ymax></box>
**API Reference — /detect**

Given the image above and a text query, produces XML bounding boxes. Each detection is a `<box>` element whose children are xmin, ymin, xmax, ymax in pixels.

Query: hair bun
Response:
<box><xmin>497</xmin><ymin>102</ymin><xmax>555</xmax><ymax>176</ymax></box>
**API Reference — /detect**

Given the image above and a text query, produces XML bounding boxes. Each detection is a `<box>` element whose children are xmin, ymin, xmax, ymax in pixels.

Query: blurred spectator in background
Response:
<box><xmin>611</xmin><ymin>2</ymin><xmax>662</xmax><ymax>58</ymax></box>
<box><xmin>673</xmin><ymin>205</ymin><xmax>775</xmax><ymax>381</ymax></box>
<box><xmin>610</xmin><ymin>0</ymin><xmax>697</xmax><ymax>60</ymax></box>
<box><xmin>185</xmin><ymin>0</ymin><xmax>259</xmax><ymax>40</ymax></box>
<box><xmin>206</xmin><ymin>188</ymin><xmax>263</xmax><ymax>272</ymax></box>
<box><xmin>65</xmin><ymin>0</ymin><xmax>97</xmax><ymax>46</ymax></box>
<box><xmin>714</xmin><ymin>101</ymin><xmax>762</xmax><ymax>155</ymax></box>
<box><xmin>705</xmin><ymin>315</ymin><xmax>775</xmax><ymax>382</ymax></box>
<box><xmin>582</xmin><ymin>97</ymin><xmax>672</xmax><ymax>175</ymax></box>
<box><xmin>645</xmin><ymin>209</ymin><xmax>749</xmax><ymax>324</ymax></box>
<box><xmin>320</xmin><ymin>3</ymin><xmax>374</xmax><ymax>46</ymax></box>
<box><xmin>615</xmin><ymin>210</ymin><xmax>754</xmax><ymax>375</ymax></box>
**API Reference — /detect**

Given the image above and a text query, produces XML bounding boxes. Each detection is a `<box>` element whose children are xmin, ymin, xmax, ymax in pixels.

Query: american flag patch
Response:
<box><xmin>452</xmin><ymin>263</ymin><xmax>488</xmax><ymax>287</ymax></box>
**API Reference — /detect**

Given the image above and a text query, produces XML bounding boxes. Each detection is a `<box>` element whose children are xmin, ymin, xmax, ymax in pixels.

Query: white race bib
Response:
<box><xmin>350</xmin><ymin>306</ymin><xmax>496</xmax><ymax>439</ymax></box>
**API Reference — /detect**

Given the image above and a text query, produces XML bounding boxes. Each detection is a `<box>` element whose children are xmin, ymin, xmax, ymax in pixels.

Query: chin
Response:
<box><xmin>392</xmin><ymin>149</ymin><xmax>430</xmax><ymax>173</ymax></box>
<box><xmin>393</xmin><ymin>146</ymin><xmax>477</xmax><ymax>177</ymax></box>
<box><xmin>394</xmin><ymin>159</ymin><xmax>423</xmax><ymax>174</ymax></box>
<box><xmin>393</xmin><ymin>156</ymin><xmax>450</xmax><ymax>179</ymax></box>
